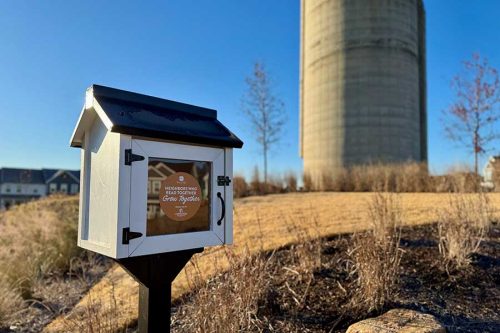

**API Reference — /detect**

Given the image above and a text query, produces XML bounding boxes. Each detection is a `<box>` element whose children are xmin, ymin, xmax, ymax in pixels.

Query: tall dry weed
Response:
<box><xmin>438</xmin><ymin>194</ymin><xmax>492</xmax><ymax>269</ymax></box>
<box><xmin>285</xmin><ymin>211</ymin><xmax>322</xmax><ymax>279</ymax></box>
<box><xmin>308</xmin><ymin>162</ymin><xmax>486</xmax><ymax>193</ymax></box>
<box><xmin>315</xmin><ymin>162</ymin><xmax>431</xmax><ymax>192</ymax></box>
<box><xmin>348</xmin><ymin>193</ymin><xmax>403</xmax><ymax>313</ymax></box>
<box><xmin>61</xmin><ymin>280</ymin><xmax>131</xmax><ymax>333</ymax></box>
<box><xmin>259</xmin><ymin>210</ymin><xmax>321</xmax><ymax>314</ymax></box>
<box><xmin>174</xmin><ymin>249</ymin><xmax>272</xmax><ymax>333</ymax></box>
<box><xmin>0</xmin><ymin>273</ymin><xmax>24</xmax><ymax>324</ymax></box>
<box><xmin>237</xmin><ymin>162</ymin><xmax>483</xmax><ymax>195</ymax></box>
<box><xmin>0</xmin><ymin>195</ymin><xmax>80</xmax><ymax>323</ymax></box>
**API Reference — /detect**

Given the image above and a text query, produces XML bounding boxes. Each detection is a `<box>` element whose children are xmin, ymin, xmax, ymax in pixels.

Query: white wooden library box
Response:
<box><xmin>70</xmin><ymin>85</ymin><xmax>243</xmax><ymax>258</ymax></box>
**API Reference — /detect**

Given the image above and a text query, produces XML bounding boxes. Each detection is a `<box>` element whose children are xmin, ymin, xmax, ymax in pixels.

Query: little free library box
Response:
<box><xmin>70</xmin><ymin>85</ymin><xmax>243</xmax><ymax>259</ymax></box>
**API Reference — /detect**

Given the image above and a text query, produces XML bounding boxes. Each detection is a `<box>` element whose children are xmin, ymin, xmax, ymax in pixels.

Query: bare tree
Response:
<box><xmin>241</xmin><ymin>62</ymin><xmax>286</xmax><ymax>188</ymax></box>
<box><xmin>250</xmin><ymin>165</ymin><xmax>262</xmax><ymax>195</ymax></box>
<box><xmin>443</xmin><ymin>53</ymin><xmax>500</xmax><ymax>175</ymax></box>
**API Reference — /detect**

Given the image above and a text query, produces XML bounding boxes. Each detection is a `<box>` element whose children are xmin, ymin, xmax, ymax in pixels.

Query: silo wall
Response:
<box><xmin>300</xmin><ymin>0</ymin><xmax>427</xmax><ymax>189</ymax></box>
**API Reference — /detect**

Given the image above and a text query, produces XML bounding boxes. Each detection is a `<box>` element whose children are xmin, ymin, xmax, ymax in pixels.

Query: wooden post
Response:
<box><xmin>117</xmin><ymin>248</ymin><xmax>203</xmax><ymax>332</ymax></box>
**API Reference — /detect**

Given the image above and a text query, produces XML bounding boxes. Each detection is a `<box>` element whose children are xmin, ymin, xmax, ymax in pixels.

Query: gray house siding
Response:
<box><xmin>45</xmin><ymin>170</ymin><xmax>80</xmax><ymax>195</ymax></box>
<box><xmin>0</xmin><ymin>168</ymin><xmax>80</xmax><ymax>210</ymax></box>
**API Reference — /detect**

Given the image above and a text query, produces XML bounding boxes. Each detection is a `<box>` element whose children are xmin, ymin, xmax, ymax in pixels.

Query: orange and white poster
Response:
<box><xmin>159</xmin><ymin>172</ymin><xmax>202</xmax><ymax>221</ymax></box>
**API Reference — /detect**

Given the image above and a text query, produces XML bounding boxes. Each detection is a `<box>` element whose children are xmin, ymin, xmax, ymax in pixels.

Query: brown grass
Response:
<box><xmin>0</xmin><ymin>195</ymin><xmax>80</xmax><ymax>323</ymax></box>
<box><xmin>438</xmin><ymin>193</ymin><xmax>493</xmax><ymax>269</ymax></box>
<box><xmin>44</xmin><ymin>192</ymin><xmax>500</xmax><ymax>332</ymax></box>
<box><xmin>348</xmin><ymin>193</ymin><xmax>403</xmax><ymax>313</ymax></box>
<box><xmin>0</xmin><ymin>274</ymin><xmax>23</xmax><ymax>324</ymax></box>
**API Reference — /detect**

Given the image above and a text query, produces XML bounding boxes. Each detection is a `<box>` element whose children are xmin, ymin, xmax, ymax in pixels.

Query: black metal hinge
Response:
<box><xmin>125</xmin><ymin>149</ymin><xmax>145</xmax><ymax>165</ymax></box>
<box><xmin>122</xmin><ymin>227</ymin><xmax>143</xmax><ymax>244</ymax></box>
<box><xmin>217</xmin><ymin>176</ymin><xmax>231</xmax><ymax>186</ymax></box>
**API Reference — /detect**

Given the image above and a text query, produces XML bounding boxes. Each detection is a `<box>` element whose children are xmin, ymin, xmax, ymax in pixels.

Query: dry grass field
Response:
<box><xmin>43</xmin><ymin>192</ymin><xmax>500</xmax><ymax>332</ymax></box>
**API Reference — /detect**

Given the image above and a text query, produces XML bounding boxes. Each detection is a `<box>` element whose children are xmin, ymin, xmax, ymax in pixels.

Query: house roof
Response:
<box><xmin>0</xmin><ymin>168</ymin><xmax>80</xmax><ymax>184</ymax></box>
<box><xmin>43</xmin><ymin>169</ymin><xmax>80</xmax><ymax>184</ymax></box>
<box><xmin>42</xmin><ymin>169</ymin><xmax>58</xmax><ymax>181</ymax></box>
<box><xmin>0</xmin><ymin>168</ymin><xmax>45</xmax><ymax>184</ymax></box>
<box><xmin>70</xmin><ymin>85</ymin><xmax>243</xmax><ymax>149</ymax></box>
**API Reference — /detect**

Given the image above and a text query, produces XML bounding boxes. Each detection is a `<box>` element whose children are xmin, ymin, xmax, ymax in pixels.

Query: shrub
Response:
<box><xmin>267</xmin><ymin>174</ymin><xmax>285</xmax><ymax>194</ymax></box>
<box><xmin>284</xmin><ymin>171</ymin><xmax>298</xmax><ymax>192</ymax></box>
<box><xmin>233</xmin><ymin>174</ymin><xmax>249</xmax><ymax>198</ymax></box>
<box><xmin>438</xmin><ymin>193</ymin><xmax>492</xmax><ymax>269</ymax></box>
<box><xmin>302</xmin><ymin>172</ymin><xmax>313</xmax><ymax>192</ymax></box>
<box><xmin>250</xmin><ymin>166</ymin><xmax>265</xmax><ymax>195</ymax></box>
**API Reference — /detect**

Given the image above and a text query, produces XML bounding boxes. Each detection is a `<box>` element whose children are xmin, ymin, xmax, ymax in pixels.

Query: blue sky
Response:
<box><xmin>0</xmin><ymin>1</ymin><xmax>499</xmax><ymax>177</ymax></box>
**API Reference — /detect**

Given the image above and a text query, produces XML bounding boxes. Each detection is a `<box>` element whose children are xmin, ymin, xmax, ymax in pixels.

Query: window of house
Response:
<box><xmin>147</xmin><ymin>204</ymin><xmax>156</xmax><ymax>219</ymax></box>
<box><xmin>5</xmin><ymin>186</ymin><xmax>10</xmax><ymax>193</ymax></box>
<box><xmin>70</xmin><ymin>184</ymin><xmax>79</xmax><ymax>194</ymax></box>
<box><xmin>60</xmin><ymin>183</ymin><xmax>68</xmax><ymax>194</ymax></box>
<box><xmin>16</xmin><ymin>185</ymin><xmax>21</xmax><ymax>193</ymax></box>
<box><xmin>49</xmin><ymin>183</ymin><xmax>57</xmax><ymax>193</ymax></box>
<box><xmin>33</xmin><ymin>188</ymin><xmax>38</xmax><ymax>194</ymax></box>
<box><xmin>153</xmin><ymin>181</ymin><xmax>161</xmax><ymax>194</ymax></box>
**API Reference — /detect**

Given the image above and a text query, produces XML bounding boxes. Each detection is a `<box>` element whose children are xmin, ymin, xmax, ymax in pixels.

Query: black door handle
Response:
<box><xmin>217</xmin><ymin>192</ymin><xmax>225</xmax><ymax>225</ymax></box>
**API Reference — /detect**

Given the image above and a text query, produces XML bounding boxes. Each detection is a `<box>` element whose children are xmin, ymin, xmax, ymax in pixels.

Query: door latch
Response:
<box><xmin>217</xmin><ymin>176</ymin><xmax>231</xmax><ymax>186</ymax></box>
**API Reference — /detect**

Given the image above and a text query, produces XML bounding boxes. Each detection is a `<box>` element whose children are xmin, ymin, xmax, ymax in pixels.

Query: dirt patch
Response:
<box><xmin>170</xmin><ymin>223</ymin><xmax>500</xmax><ymax>333</ymax></box>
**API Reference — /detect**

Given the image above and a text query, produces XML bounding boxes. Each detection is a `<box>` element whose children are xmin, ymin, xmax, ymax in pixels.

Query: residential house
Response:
<box><xmin>482</xmin><ymin>156</ymin><xmax>500</xmax><ymax>191</ymax></box>
<box><xmin>42</xmin><ymin>169</ymin><xmax>80</xmax><ymax>196</ymax></box>
<box><xmin>0</xmin><ymin>168</ymin><xmax>80</xmax><ymax>210</ymax></box>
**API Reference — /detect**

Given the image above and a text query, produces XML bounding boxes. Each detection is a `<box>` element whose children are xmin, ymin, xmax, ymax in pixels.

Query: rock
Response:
<box><xmin>346</xmin><ymin>308</ymin><xmax>446</xmax><ymax>333</ymax></box>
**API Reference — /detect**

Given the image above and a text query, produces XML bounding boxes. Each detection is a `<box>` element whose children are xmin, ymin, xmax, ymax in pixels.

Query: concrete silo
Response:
<box><xmin>300</xmin><ymin>0</ymin><xmax>427</xmax><ymax>188</ymax></box>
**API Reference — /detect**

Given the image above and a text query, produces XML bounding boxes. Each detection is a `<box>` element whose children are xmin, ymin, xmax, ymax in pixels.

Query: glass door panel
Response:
<box><xmin>147</xmin><ymin>158</ymin><xmax>211</xmax><ymax>236</ymax></box>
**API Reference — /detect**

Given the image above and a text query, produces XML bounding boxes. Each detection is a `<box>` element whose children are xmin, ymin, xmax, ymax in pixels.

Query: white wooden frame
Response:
<box><xmin>128</xmin><ymin>139</ymin><xmax>226</xmax><ymax>256</ymax></box>
<box><xmin>77</xmin><ymin>117</ymin><xmax>132</xmax><ymax>258</ymax></box>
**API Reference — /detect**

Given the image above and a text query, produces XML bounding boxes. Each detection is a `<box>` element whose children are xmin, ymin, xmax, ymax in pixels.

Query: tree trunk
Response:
<box><xmin>474</xmin><ymin>151</ymin><xmax>478</xmax><ymax>176</ymax></box>
<box><xmin>263</xmin><ymin>146</ymin><xmax>268</xmax><ymax>193</ymax></box>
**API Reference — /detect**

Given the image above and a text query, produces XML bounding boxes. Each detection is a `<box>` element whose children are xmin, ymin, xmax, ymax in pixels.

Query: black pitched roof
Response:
<box><xmin>74</xmin><ymin>84</ymin><xmax>243</xmax><ymax>149</ymax></box>
<box><xmin>69</xmin><ymin>170</ymin><xmax>80</xmax><ymax>179</ymax></box>
<box><xmin>0</xmin><ymin>168</ymin><xmax>80</xmax><ymax>184</ymax></box>
<box><xmin>0</xmin><ymin>168</ymin><xmax>45</xmax><ymax>184</ymax></box>
<box><xmin>42</xmin><ymin>169</ymin><xmax>58</xmax><ymax>181</ymax></box>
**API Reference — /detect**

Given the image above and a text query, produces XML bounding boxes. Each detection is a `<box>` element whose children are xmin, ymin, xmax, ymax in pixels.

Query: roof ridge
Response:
<box><xmin>91</xmin><ymin>84</ymin><xmax>217</xmax><ymax>119</ymax></box>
